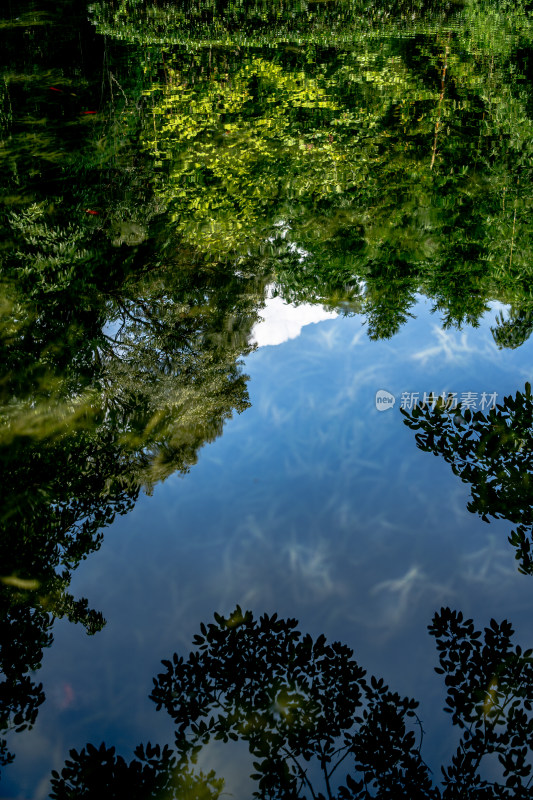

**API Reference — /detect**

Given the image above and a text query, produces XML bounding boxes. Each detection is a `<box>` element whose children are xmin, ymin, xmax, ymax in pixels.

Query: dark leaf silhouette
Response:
<box><xmin>402</xmin><ymin>385</ymin><xmax>533</xmax><ymax>574</ymax></box>
<box><xmin>50</xmin><ymin>607</ymin><xmax>533</xmax><ymax>799</ymax></box>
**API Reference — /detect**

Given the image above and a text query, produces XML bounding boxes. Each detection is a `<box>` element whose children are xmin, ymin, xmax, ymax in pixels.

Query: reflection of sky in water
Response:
<box><xmin>250</xmin><ymin>289</ymin><xmax>338</xmax><ymax>347</ymax></box>
<box><xmin>6</xmin><ymin>298</ymin><xmax>533</xmax><ymax>798</ymax></box>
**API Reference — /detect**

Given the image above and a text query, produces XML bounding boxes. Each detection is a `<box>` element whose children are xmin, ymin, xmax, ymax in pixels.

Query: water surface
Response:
<box><xmin>2</xmin><ymin>1</ymin><xmax>533</xmax><ymax>797</ymax></box>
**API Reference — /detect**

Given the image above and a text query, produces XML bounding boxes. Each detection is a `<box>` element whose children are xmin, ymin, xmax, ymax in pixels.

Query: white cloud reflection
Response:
<box><xmin>370</xmin><ymin>565</ymin><xmax>455</xmax><ymax>629</ymax></box>
<box><xmin>459</xmin><ymin>533</ymin><xmax>516</xmax><ymax>586</ymax></box>
<box><xmin>251</xmin><ymin>295</ymin><xmax>337</xmax><ymax>348</ymax></box>
<box><xmin>412</xmin><ymin>325</ymin><xmax>497</xmax><ymax>366</ymax></box>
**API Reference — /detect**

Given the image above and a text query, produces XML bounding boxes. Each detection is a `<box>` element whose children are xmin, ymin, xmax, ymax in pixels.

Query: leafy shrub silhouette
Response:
<box><xmin>50</xmin><ymin>606</ymin><xmax>533</xmax><ymax>798</ymax></box>
<box><xmin>402</xmin><ymin>384</ymin><xmax>533</xmax><ymax>575</ymax></box>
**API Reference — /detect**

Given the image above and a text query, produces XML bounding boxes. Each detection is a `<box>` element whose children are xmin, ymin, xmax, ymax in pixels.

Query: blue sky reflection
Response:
<box><xmin>5</xmin><ymin>298</ymin><xmax>533</xmax><ymax>798</ymax></box>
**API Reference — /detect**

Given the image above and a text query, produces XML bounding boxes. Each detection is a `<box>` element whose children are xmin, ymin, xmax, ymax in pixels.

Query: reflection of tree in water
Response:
<box><xmin>0</xmin><ymin>8</ymin><xmax>266</xmax><ymax>759</ymax></box>
<box><xmin>50</xmin><ymin>741</ymin><xmax>222</xmax><ymax>800</ymax></box>
<box><xmin>0</xmin><ymin>252</ymin><xmax>264</xmax><ymax>767</ymax></box>
<box><xmin>492</xmin><ymin>308</ymin><xmax>533</xmax><ymax>352</ymax></box>
<box><xmin>0</xmin><ymin>185</ymin><xmax>265</xmax><ymax>767</ymax></box>
<box><xmin>402</xmin><ymin>384</ymin><xmax>533</xmax><ymax>575</ymax></box>
<box><xmin>3</xmin><ymin>0</ymin><xmax>533</xmax><ymax>787</ymax></box>
<box><xmin>50</xmin><ymin>606</ymin><xmax>533</xmax><ymax>799</ymax></box>
<box><xmin>89</xmin><ymin>0</ymin><xmax>533</xmax><ymax>342</ymax></box>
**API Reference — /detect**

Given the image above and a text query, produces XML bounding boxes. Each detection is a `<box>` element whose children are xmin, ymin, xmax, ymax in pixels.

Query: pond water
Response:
<box><xmin>2</xmin><ymin>1</ymin><xmax>533</xmax><ymax>798</ymax></box>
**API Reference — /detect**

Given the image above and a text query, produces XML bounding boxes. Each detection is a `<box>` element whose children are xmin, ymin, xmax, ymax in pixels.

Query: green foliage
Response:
<box><xmin>402</xmin><ymin>383</ymin><xmax>533</xmax><ymax>574</ymax></box>
<box><xmin>492</xmin><ymin>306</ymin><xmax>533</xmax><ymax>350</ymax></box>
<box><xmin>0</xmin><ymin>241</ymin><xmax>265</xmax><ymax>768</ymax></box>
<box><xmin>6</xmin><ymin>203</ymin><xmax>91</xmax><ymax>296</ymax></box>
<box><xmin>86</xmin><ymin>0</ymin><xmax>533</xmax><ymax>338</ymax></box>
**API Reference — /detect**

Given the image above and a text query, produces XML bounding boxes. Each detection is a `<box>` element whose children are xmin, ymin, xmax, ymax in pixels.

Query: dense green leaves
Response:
<box><xmin>85</xmin><ymin>0</ymin><xmax>533</xmax><ymax>336</ymax></box>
